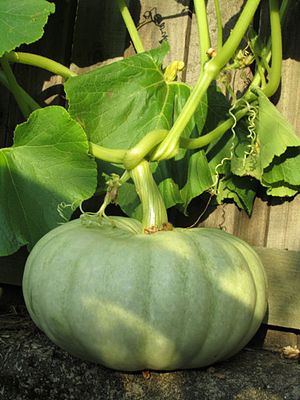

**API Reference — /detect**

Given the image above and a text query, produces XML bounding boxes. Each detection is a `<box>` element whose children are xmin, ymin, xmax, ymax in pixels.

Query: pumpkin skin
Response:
<box><xmin>22</xmin><ymin>216</ymin><xmax>267</xmax><ymax>371</ymax></box>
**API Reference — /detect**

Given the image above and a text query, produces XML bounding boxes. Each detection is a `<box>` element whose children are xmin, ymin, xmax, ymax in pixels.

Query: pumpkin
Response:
<box><xmin>22</xmin><ymin>215</ymin><xmax>267</xmax><ymax>371</ymax></box>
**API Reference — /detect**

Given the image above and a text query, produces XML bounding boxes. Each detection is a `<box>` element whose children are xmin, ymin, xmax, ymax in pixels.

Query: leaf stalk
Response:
<box><xmin>194</xmin><ymin>0</ymin><xmax>211</xmax><ymax>71</ymax></box>
<box><xmin>1</xmin><ymin>55</ymin><xmax>32</xmax><ymax>118</ymax></box>
<box><xmin>6</xmin><ymin>52</ymin><xmax>77</xmax><ymax>79</ymax></box>
<box><xmin>115</xmin><ymin>0</ymin><xmax>145</xmax><ymax>53</ymax></box>
<box><xmin>262</xmin><ymin>0</ymin><xmax>282</xmax><ymax>98</ymax></box>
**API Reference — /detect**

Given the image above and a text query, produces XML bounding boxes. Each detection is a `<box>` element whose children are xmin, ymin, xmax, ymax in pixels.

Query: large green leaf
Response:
<box><xmin>255</xmin><ymin>91</ymin><xmax>300</xmax><ymax>169</ymax></box>
<box><xmin>261</xmin><ymin>148</ymin><xmax>300</xmax><ymax>197</ymax></box>
<box><xmin>180</xmin><ymin>151</ymin><xmax>214</xmax><ymax>213</ymax></box>
<box><xmin>216</xmin><ymin>175</ymin><xmax>258</xmax><ymax>215</ymax></box>
<box><xmin>0</xmin><ymin>0</ymin><xmax>55</xmax><ymax>56</ymax></box>
<box><xmin>263</xmin><ymin>149</ymin><xmax>300</xmax><ymax>187</ymax></box>
<box><xmin>65</xmin><ymin>44</ymin><xmax>173</xmax><ymax>149</ymax></box>
<box><xmin>231</xmin><ymin>93</ymin><xmax>300</xmax><ymax>181</ymax></box>
<box><xmin>0</xmin><ymin>106</ymin><xmax>97</xmax><ymax>255</ymax></box>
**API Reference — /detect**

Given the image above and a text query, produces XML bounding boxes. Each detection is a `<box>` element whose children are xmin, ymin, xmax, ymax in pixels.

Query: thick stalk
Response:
<box><xmin>89</xmin><ymin>142</ymin><xmax>126</xmax><ymax>164</ymax></box>
<box><xmin>151</xmin><ymin>0</ymin><xmax>261</xmax><ymax>162</ymax></box>
<box><xmin>214</xmin><ymin>0</ymin><xmax>223</xmax><ymax>51</ymax></box>
<box><xmin>194</xmin><ymin>0</ymin><xmax>211</xmax><ymax>70</ymax></box>
<box><xmin>129</xmin><ymin>160</ymin><xmax>168</xmax><ymax>230</ymax></box>
<box><xmin>180</xmin><ymin>107</ymin><xmax>249</xmax><ymax>149</ymax></box>
<box><xmin>0</xmin><ymin>70</ymin><xmax>40</xmax><ymax>112</ymax></box>
<box><xmin>262</xmin><ymin>0</ymin><xmax>282</xmax><ymax>97</ymax></box>
<box><xmin>89</xmin><ymin>130</ymin><xmax>168</xmax><ymax>166</ymax></box>
<box><xmin>245</xmin><ymin>0</ymin><xmax>288</xmax><ymax>98</ymax></box>
<box><xmin>123</xmin><ymin>129</ymin><xmax>168</xmax><ymax>169</ymax></box>
<box><xmin>151</xmin><ymin>70</ymin><xmax>212</xmax><ymax>161</ymax></box>
<box><xmin>1</xmin><ymin>56</ymin><xmax>32</xmax><ymax>118</ymax></box>
<box><xmin>208</xmin><ymin>0</ymin><xmax>261</xmax><ymax>71</ymax></box>
<box><xmin>6</xmin><ymin>52</ymin><xmax>76</xmax><ymax>79</ymax></box>
<box><xmin>115</xmin><ymin>0</ymin><xmax>144</xmax><ymax>53</ymax></box>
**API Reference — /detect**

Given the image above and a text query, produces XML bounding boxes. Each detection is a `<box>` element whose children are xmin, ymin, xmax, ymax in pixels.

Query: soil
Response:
<box><xmin>0</xmin><ymin>307</ymin><xmax>299</xmax><ymax>400</ymax></box>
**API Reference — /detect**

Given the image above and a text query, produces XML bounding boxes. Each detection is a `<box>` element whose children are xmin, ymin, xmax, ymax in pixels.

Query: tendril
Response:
<box><xmin>57</xmin><ymin>201</ymin><xmax>77</xmax><ymax>222</ymax></box>
<box><xmin>241</xmin><ymin>101</ymin><xmax>258</xmax><ymax>166</ymax></box>
<box><xmin>211</xmin><ymin>102</ymin><xmax>238</xmax><ymax>195</ymax></box>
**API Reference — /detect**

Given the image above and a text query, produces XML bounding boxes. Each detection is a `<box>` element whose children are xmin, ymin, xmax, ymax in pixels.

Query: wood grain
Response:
<box><xmin>255</xmin><ymin>247</ymin><xmax>300</xmax><ymax>330</ymax></box>
<box><xmin>125</xmin><ymin>0</ymin><xmax>193</xmax><ymax>68</ymax></box>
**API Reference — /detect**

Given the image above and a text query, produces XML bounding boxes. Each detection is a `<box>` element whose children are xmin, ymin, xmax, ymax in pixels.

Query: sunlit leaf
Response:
<box><xmin>0</xmin><ymin>0</ymin><xmax>55</xmax><ymax>56</ymax></box>
<box><xmin>0</xmin><ymin>106</ymin><xmax>97</xmax><ymax>255</ymax></box>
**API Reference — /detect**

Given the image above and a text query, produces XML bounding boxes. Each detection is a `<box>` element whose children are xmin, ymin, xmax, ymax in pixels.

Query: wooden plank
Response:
<box><xmin>266</xmin><ymin>198</ymin><xmax>300</xmax><ymax>251</ymax></box>
<box><xmin>264</xmin><ymin>1</ymin><xmax>300</xmax><ymax>251</ymax></box>
<box><xmin>125</xmin><ymin>0</ymin><xmax>193</xmax><ymax>68</ymax></box>
<box><xmin>255</xmin><ymin>247</ymin><xmax>300</xmax><ymax>330</ymax></box>
<box><xmin>71</xmin><ymin>0</ymin><xmax>128</xmax><ymax>68</ymax></box>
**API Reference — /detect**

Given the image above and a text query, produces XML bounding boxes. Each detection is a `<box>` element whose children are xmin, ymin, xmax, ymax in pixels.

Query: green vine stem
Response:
<box><xmin>208</xmin><ymin>0</ymin><xmax>261</xmax><ymax>72</ymax></box>
<box><xmin>151</xmin><ymin>0</ymin><xmax>261</xmax><ymax>162</ymax></box>
<box><xmin>246</xmin><ymin>0</ymin><xmax>288</xmax><ymax>99</ymax></box>
<box><xmin>214</xmin><ymin>0</ymin><xmax>223</xmax><ymax>51</ymax></box>
<box><xmin>129</xmin><ymin>160</ymin><xmax>168</xmax><ymax>230</ymax></box>
<box><xmin>0</xmin><ymin>70</ymin><xmax>40</xmax><ymax>113</ymax></box>
<box><xmin>88</xmin><ymin>107</ymin><xmax>250</xmax><ymax>165</ymax></box>
<box><xmin>123</xmin><ymin>129</ymin><xmax>169</xmax><ymax>169</ymax></box>
<box><xmin>89</xmin><ymin>142</ymin><xmax>126</xmax><ymax>164</ymax></box>
<box><xmin>194</xmin><ymin>0</ymin><xmax>211</xmax><ymax>70</ymax></box>
<box><xmin>1</xmin><ymin>55</ymin><xmax>32</xmax><ymax>118</ymax></box>
<box><xmin>6</xmin><ymin>52</ymin><xmax>77</xmax><ymax>79</ymax></box>
<box><xmin>115</xmin><ymin>0</ymin><xmax>145</xmax><ymax>54</ymax></box>
<box><xmin>180</xmin><ymin>107</ymin><xmax>249</xmax><ymax>149</ymax></box>
<box><xmin>262</xmin><ymin>0</ymin><xmax>281</xmax><ymax>98</ymax></box>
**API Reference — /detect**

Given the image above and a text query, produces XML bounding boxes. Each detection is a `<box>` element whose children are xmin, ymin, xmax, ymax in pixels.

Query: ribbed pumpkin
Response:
<box><xmin>23</xmin><ymin>215</ymin><xmax>267</xmax><ymax>371</ymax></box>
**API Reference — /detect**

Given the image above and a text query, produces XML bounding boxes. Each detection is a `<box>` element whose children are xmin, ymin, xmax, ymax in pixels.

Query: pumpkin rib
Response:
<box><xmin>183</xmin><ymin>231</ymin><xmax>217</xmax><ymax>368</ymax></box>
<box><xmin>212</xmin><ymin>231</ymin><xmax>267</xmax><ymax>360</ymax></box>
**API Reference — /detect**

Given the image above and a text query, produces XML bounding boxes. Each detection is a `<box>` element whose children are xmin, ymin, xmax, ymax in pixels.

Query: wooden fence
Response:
<box><xmin>0</xmin><ymin>0</ymin><xmax>299</xmax><ymax>343</ymax></box>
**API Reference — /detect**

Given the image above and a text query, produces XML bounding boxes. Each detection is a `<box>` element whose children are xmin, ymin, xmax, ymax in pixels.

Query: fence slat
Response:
<box><xmin>255</xmin><ymin>247</ymin><xmax>300</xmax><ymax>330</ymax></box>
<box><xmin>124</xmin><ymin>0</ymin><xmax>193</xmax><ymax>68</ymax></box>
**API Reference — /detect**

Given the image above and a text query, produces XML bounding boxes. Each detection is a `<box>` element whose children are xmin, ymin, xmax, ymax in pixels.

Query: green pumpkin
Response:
<box><xmin>23</xmin><ymin>215</ymin><xmax>267</xmax><ymax>371</ymax></box>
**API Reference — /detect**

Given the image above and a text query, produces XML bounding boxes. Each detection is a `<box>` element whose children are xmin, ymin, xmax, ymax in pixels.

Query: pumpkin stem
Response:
<box><xmin>129</xmin><ymin>160</ymin><xmax>170</xmax><ymax>233</ymax></box>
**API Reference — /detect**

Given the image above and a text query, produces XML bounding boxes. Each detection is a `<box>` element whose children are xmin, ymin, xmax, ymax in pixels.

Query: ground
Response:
<box><xmin>0</xmin><ymin>308</ymin><xmax>299</xmax><ymax>400</ymax></box>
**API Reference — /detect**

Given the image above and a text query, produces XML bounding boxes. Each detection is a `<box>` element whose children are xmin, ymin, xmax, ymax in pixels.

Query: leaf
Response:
<box><xmin>263</xmin><ymin>148</ymin><xmax>300</xmax><ymax>186</ymax></box>
<box><xmin>180</xmin><ymin>151</ymin><xmax>214</xmax><ymax>213</ymax></box>
<box><xmin>263</xmin><ymin>185</ymin><xmax>298</xmax><ymax>197</ymax></box>
<box><xmin>65</xmin><ymin>43</ymin><xmax>172</xmax><ymax>149</ymax></box>
<box><xmin>254</xmin><ymin>90</ymin><xmax>300</xmax><ymax>170</ymax></box>
<box><xmin>230</xmin><ymin>94</ymin><xmax>300</xmax><ymax>200</ymax></box>
<box><xmin>203</xmin><ymin>84</ymin><xmax>231</xmax><ymax>134</ymax></box>
<box><xmin>0</xmin><ymin>106</ymin><xmax>97</xmax><ymax>256</ymax></box>
<box><xmin>118</xmin><ymin>181</ymin><xmax>142</xmax><ymax>221</ymax></box>
<box><xmin>230</xmin><ymin>120</ymin><xmax>263</xmax><ymax>180</ymax></box>
<box><xmin>261</xmin><ymin>149</ymin><xmax>300</xmax><ymax>198</ymax></box>
<box><xmin>217</xmin><ymin>175</ymin><xmax>257</xmax><ymax>214</ymax></box>
<box><xmin>0</xmin><ymin>0</ymin><xmax>55</xmax><ymax>56</ymax></box>
<box><xmin>152</xmin><ymin>83</ymin><xmax>209</xmax><ymax>213</ymax></box>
